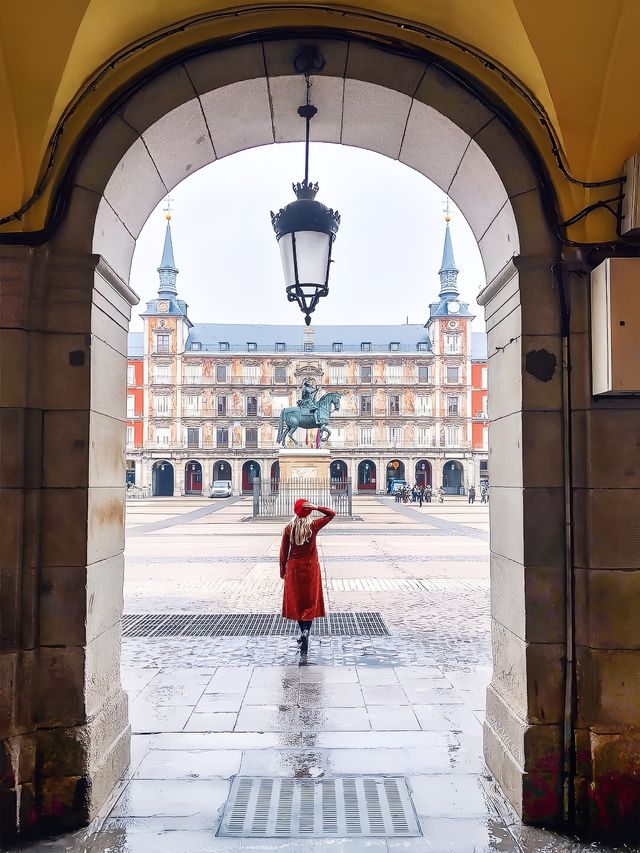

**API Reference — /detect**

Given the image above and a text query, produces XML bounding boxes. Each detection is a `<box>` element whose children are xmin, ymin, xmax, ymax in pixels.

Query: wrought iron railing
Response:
<box><xmin>252</xmin><ymin>478</ymin><xmax>352</xmax><ymax>518</ymax></box>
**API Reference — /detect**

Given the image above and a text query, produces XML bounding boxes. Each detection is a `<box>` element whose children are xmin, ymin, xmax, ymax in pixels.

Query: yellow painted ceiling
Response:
<box><xmin>1</xmin><ymin>0</ymin><xmax>639</xmax><ymax>241</ymax></box>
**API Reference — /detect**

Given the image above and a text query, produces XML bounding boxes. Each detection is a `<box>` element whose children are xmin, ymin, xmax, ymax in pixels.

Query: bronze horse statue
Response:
<box><xmin>276</xmin><ymin>391</ymin><xmax>341</xmax><ymax>447</ymax></box>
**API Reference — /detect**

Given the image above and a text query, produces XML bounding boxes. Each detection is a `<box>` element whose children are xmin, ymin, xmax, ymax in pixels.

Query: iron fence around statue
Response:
<box><xmin>252</xmin><ymin>478</ymin><xmax>352</xmax><ymax>518</ymax></box>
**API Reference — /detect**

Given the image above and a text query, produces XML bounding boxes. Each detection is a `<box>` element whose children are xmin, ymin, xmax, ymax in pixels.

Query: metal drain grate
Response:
<box><xmin>122</xmin><ymin>612</ymin><xmax>389</xmax><ymax>638</ymax></box>
<box><xmin>218</xmin><ymin>776</ymin><xmax>420</xmax><ymax>838</ymax></box>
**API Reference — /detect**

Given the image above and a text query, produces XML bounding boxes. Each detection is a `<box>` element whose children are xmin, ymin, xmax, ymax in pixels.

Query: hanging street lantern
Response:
<box><xmin>271</xmin><ymin>48</ymin><xmax>340</xmax><ymax>326</ymax></box>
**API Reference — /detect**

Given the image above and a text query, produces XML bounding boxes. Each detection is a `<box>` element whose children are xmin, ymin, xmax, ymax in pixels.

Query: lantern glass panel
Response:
<box><xmin>278</xmin><ymin>233</ymin><xmax>296</xmax><ymax>287</ymax></box>
<box><xmin>293</xmin><ymin>230</ymin><xmax>331</xmax><ymax>285</ymax></box>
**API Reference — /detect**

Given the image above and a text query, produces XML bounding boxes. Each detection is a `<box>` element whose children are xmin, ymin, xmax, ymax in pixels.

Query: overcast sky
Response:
<box><xmin>129</xmin><ymin>143</ymin><xmax>486</xmax><ymax>331</ymax></box>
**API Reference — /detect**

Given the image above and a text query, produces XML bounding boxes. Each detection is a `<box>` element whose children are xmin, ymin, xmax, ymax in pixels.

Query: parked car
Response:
<box><xmin>209</xmin><ymin>480</ymin><xmax>232</xmax><ymax>498</ymax></box>
<box><xmin>389</xmin><ymin>479</ymin><xmax>408</xmax><ymax>494</ymax></box>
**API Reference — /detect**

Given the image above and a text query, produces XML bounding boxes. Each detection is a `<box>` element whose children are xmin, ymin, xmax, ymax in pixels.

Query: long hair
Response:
<box><xmin>287</xmin><ymin>514</ymin><xmax>314</xmax><ymax>546</ymax></box>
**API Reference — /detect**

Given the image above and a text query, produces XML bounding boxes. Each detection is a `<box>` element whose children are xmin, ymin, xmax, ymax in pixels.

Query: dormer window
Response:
<box><xmin>361</xmin><ymin>342</ymin><xmax>371</xmax><ymax>352</ymax></box>
<box><xmin>219</xmin><ymin>342</ymin><xmax>229</xmax><ymax>351</ymax></box>
<box><xmin>275</xmin><ymin>342</ymin><xmax>286</xmax><ymax>352</ymax></box>
<box><xmin>417</xmin><ymin>342</ymin><xmax>428</xmax><ymax>352</ymax></box>
<box><xmin>304</xmin><ymin>342</ymin><xmax>313</xmax><ymax>352</ymax></box>
<box><xmin>247</xmin><ymin>342</ymin><xmax>257</xmax><ymax>351</ymax></box>
<box><xmin>332</xmin><ymin>342</ymin><xmax>343</xmax><ymax>352</ymax></box>
<box><xmin>389</xmin><ymin>342</ymin><xmax>400</xmax><ymax>352</ymax></box>
<box><xmin>191</xmin><ymin>342</ymin><xmax>201</xmax><ymax>351</ymax></box>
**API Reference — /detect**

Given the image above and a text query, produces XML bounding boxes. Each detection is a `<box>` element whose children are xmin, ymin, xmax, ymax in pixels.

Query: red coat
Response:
<box><xmin>280</xmin><ymin>507</ymin><xmax>336</xmax><ymax>621</ymax></box>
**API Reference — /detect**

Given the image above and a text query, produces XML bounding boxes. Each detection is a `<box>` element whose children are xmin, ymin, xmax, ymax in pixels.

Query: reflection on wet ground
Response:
<box><xmin>9</xmin><ymin>498</ymin><xmax>631</xmax><ymax>852</ymax></box>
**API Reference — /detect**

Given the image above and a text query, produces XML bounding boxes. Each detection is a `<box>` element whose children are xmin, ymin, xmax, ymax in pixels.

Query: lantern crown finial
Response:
<box><xmin>293</xmin><ymin>180</ymin><xmax>319</xmax><ymax>200</ymax></box>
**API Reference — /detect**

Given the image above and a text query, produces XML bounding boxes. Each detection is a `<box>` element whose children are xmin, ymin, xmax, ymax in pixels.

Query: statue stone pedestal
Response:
<box><xmin>278</xmin><ymin>448</ymin><xmax>331</xmax><ymax>481</ymax></box>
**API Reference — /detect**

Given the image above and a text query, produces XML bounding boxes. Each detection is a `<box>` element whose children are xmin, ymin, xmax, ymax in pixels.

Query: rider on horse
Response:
<box><xmin>297</xmin><ymin>378</ymin><xmax>320</xmax><ymax>426</ymax></box>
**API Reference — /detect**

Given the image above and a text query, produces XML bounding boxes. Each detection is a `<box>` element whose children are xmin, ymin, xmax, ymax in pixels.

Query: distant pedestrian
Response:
<box><xmin>425</xmin><ymin>487</ymin><xmax>432</xmax><ymax>504</ymax></box>
<box><xmin>418</xmin><ymin>486</ymin><xmax>424</xmax><ymax>508</ymax></box>
<box><xmin>280</xmin><ymin>500</ymin><xmax>336</xmax><ymax>655</ymax></box>
<box><xmin>437</xmin><ymin>487</ymin><xmax>445</xmax><ymax>503</ymax></box>
<box><xmin>481</xmin><ymin>484</ymin><xmax>489</xmax><ymax>504</ymax></box>
<box><xmin>468</xmin><ymin>485</ymin><xmax>476</xmax><ymax>504</ymax></box>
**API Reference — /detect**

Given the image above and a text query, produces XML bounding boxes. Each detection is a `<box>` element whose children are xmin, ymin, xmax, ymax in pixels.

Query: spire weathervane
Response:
<box><xmin>163</xmin><ymin>194</ymin><xmax>174</xmax><ymax>221</ymax></box>
<box><xmin>438</xmin><ymin>197</ymin><xmax>459</xmax><ymax>299</ymax></box>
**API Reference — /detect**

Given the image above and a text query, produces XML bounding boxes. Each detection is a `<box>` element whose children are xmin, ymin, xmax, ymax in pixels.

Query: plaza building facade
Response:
<box><xmin>126</xmin><ymin>215</ymin><xmax>488</xmax><ymax>496</ymax></box>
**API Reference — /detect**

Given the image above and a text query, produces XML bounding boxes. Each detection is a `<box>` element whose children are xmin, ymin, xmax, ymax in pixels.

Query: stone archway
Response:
<box><xmin>213</xmin><ymin>459</ymin><xmax>232</xmax><ymax>484</ymax></box>
<box><xmin>184</xmin><ymin>460</ymin><xmax>203</xmax><ymax>495</ymax></box>
<box><xmin>415</xmin><ymin>459</ymin><xmax>432</xmax><ymax>488</ymax></box>
<box><xmin>152</xmin><ymin>459</ymin><xmax>174</xmax><ymax>496</ymax></box>
<box><xmin>442</xmin><ymin>460</ymin><xmax>464</xmax><ymax>494</ymax></box>
<box><xmin>0</xmin><ymin>33</ymin><xmax>572</xmax><ymax>839</ymax></box>
<box><xmin>242</xmin><ymin>460</ymin><xmax>261</xmax><ymax>493</ymax></box>
<box><xmin>357</xmin><ymin>458</ymin><xmax>377</xmax><ymax>492</ymax></box>
<box><xmin>330</xmin><ymin>459</ymin><xmax>348</xmax><ymax>483</ymax></box>
<box><xmin>386</xmin><ymin>459</ymin><xmax>406</xmax><ymax>487</ymax></box>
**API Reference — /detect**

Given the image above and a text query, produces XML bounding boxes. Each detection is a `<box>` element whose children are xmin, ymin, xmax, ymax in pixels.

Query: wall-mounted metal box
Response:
<box><xmin>591</xmin><ymin>258</ymin><xmax>640</xmax><ymax>395</ymax></box>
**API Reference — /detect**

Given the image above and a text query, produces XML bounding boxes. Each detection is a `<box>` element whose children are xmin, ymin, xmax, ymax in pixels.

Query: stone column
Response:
<box><xmin>0</xmin><ymin>248</ymin><xmax>134</xmax><ymax>838</ymax></box>
<box><xmin>478</xmin><ymin>257</ymin><xmax>566</xmax><ymax>825</ymax></box>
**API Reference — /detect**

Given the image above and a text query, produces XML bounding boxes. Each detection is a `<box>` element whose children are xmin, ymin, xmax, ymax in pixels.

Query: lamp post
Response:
<box><xmin>271</xmin><ymin>48</ymin><xmax>340</xmax><ymax>326</ymax></box>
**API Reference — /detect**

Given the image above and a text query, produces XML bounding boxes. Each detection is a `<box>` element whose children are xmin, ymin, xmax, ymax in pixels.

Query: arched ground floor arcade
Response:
<box><xmin>2</xmin><ymin>28</ymin><xmax>640</xmax><ymax>847</ymax></box>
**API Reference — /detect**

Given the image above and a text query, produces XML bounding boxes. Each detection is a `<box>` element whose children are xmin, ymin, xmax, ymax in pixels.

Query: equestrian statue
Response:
<box><xmin>276</xmin><ymin>378</ymin><xmax>341</xmax><ymax>447</ymax></box>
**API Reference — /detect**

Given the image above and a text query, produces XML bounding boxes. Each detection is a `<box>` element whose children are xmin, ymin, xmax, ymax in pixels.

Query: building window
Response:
<box><xmin>360</xmin><ymin>395</ymin><xmax>372</xmax><ymax>416</ymax></box>
<box><xmin>389</xmin><ymin>426</ymin><xmax>403</xmax><ymax>445</ymax></box>
<box><xmin>446</xmin><ymin>425</ymin><xmax>460</xmax><ymax>446</ymax></box>
<box><xmin>360</xmin><ymin>365</ymin><xmax>372</xmax><ymax>383</ymax></box>
<box><xmin>153</xmin><ymin>364</ymin><xmax>171</xmax><ymax>384</ymax></box>
<box><xmin>184</xmin><ymin>364</ymin><xmax>202</xmax><ymax>384</ymax></box>
<box><xmin>445</xmin><ymin>335</ymin><xmax>462</xmax><ymax>354</ymax></box>
<box><xmin>330</xmin><ymin>365</ymin><xmax>345</xmax><ymax>385</ymax></box>
<box><xmin>126</xmin><ymin>426</ymin><xmax>134</xmax><ymax>446</ymax></box>
<box><xmin>275</xmin><ymin>342</ymin><xmax>286</xmax><ymax>352</ymax></box>
<box><xmin>274</xmin><ymin>366</ymin><xmax>287</xmax><ymax>384</ymax></box>
<box><xmin>187</xmin><ymin>427</ymin><xmax>200</xmax><ymax>448</ymax></box>
<box><xmin>246</xmin><ymin>396</ymin><xmax>258</xmax><ymax>417</ymax></box>
<box><xmin>216</xmin><ymin>364</ymin><xmax>227</xmax><ymax>383</ymax></box>
<box><xmin>360</xmin><ymin>427</ymin><xmax>373</xmax><ymax>446</ymax></box>
<box><xmin>184</xmin><ymin>395</ymin><xmax>202</xmax><ymax>416</ymax></box>
<box><xmin>389</xmin><ymin>341</ymin><xmax>400</xmax><ymax>351</ymax></box>
<box><xmin>332</xmin><ymin>342</ymin><xmax>343</xmax><ymax>352</ymax></box>
<box><xmin>483</xmin><ymin>426</ymin><xmax>489</xmax><ymax>450</ymax></box>
<box><xmin>247</xmin><ymin>342</ymin><xmax>257</xmax><ymax>351</ymax></box>
<box><xmin>127</xmin><ymin>365</ymin><xmax>136</xmax><ymax>386</ymax></box>
<box><xmin>127</xmin><ymin>395</ymin><xmax>135</xmax><ymax>417</ymax></box>
<box><xmin>415</xmin><ymin>395</ymin><xmax>432</xmax><ymax>416</ymax></box>
<box><xmin>481</xmin><ymin>367</ymin><xmax>488</xmax><ymax>389</ymax></box>
<box><xmin>156</xmin><ymin>333</ymin><xmax>170</xmax><ymax>354</ymax></box>
<box><xmin>217</xmin><ymin>395</ymin><xmax>227</xmax><ymax>416</ymax></box>
<box><xmin>154</xmin><ymin>395</ymin><xmax>170</xmax><ymax>416</ymax></box>
<box><xmin>156</xmin><ymin>427</ymin><xmax>170</xmax><ymax>446</ymax></box>
<box><xmin>272</xmin><ymin>395</ymin><xmax>289</xmax><ymax>415</ymax></box>
<box><xmin>447</xmin><ymin>395</ymin><xmax>460</xmax><ymax>416</ymax></box>
<box><xmin>219</xmin><ymin>342</ymin><xmax>229</xmax><ymax>351</ymax></box>
<box><xmin>417</xmin><ymin>426</ymin><xmax>432</xmax><ymax>447</ymax></box>
<box><xmin>191</xmin><ymin>342</ymin><xmax>201</xmax><ymax>351</ymax></box>
<box><xmin>243</xmin><ymin>364</ymin><xmax>260</xmax><ymax>383</ymax></box>
<box><xmin>384</xmin><ymin>364</ymin><xmax>402</xmax><ymax>384</ymax></box>
<box><xmin>361</xmin><ymin>342</ymin><xmax>371</xmax><ymax>352</ymax></box>
<box><xmin>389</xmin><ymin>394</ymin><xmax>401</xmax><ymax>415</ymax></box>
<box><xmin>418</xmin><ymin>365</ymin><xmax>430</xmax><ymax>383</ymax></box>
<box><xmin>245</xmin><ymin>428</ymin><xmax>258</xmax><ymax>449</ymax></box>
<box><xmin>216</xmin><ymin>427</ymin><xmax>229</xmax><ymax>448</ymax></box>
<box><xmin>446</xmin><ymin>365</ymin><xmax>460</xmax><ymax>384</ymax></box>
<box><xmin>304</xmin><ymin>342</ymin><xmax>314</xmax><ymax>352</ymax></box>
<box><xmin>417</xmin><ymin>342</ymin><xmax>428</xmax><ymax>352</ymax></box>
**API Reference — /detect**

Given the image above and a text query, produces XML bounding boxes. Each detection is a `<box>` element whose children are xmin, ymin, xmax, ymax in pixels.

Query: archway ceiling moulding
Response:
<box><xmin>83</xmin><ymin>48</ymin><xmax>529</xmax><ymax>288</ymax></box>
<box><xmin>0</xmin><ymin>0</ymin><xmax>636</xmax><ymax>243</ymax></box>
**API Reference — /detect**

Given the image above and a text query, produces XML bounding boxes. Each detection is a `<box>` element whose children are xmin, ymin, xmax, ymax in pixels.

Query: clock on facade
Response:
<box><xmin>158</xmin><ymin>301</ymin><xmax>169</xmax><ymax>312</ymax></box>
<box><xmin>448</xmin><ymin>301</ymin><xmax>460</xmax><ymax>313</ymax></box>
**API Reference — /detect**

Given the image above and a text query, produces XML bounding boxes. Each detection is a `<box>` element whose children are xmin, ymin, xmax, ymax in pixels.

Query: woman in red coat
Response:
<box><xmin>280</xmin><ymin>500</ymin><xmax>336</xmax><ymax>654</ymax></box>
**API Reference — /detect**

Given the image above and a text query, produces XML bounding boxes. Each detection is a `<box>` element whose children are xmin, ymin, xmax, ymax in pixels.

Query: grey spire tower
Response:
<box><xmin>438</xmin><ymin>215</ymin><xmax>459</xmax><ymax>299</ymax></box>
<box><xmin>157</xmin><ymin>211</ymin><xmax>179</xmax><ymax>298</ymax></box>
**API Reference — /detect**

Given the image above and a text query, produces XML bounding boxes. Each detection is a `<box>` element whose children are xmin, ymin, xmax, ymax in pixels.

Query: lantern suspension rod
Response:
<box><xmin>297</xmin><ymin>73</ymin><xmax>317</xmax><ymax>185</ymax></box>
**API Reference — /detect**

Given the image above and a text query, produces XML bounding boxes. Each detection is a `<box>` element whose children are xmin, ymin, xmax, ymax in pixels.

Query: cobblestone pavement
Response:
<box><xmin>12</xmin><ymin>498</ymin><xmax>628</xmax><ymax>852</ymax></box>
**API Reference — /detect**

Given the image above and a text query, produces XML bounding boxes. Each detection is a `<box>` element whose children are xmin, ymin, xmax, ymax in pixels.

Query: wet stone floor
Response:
<box><xmin>12</xmin><ymin>497</ymin><xmax>632</xmax><ymax>852</ymax></box>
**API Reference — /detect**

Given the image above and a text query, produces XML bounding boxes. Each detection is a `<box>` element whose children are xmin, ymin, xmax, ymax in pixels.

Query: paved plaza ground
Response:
<box><xmin>14</xmin><ymin>497</ymin><xmax>630</xmax><ymax>852</ymax></box>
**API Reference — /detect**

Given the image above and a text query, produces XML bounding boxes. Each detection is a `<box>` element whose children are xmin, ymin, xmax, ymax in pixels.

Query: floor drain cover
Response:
<box><xmin>218</xmin><ymin>776</ymin><xmax>420</xmax><ymax>838</ymax></box>
<box><xmin>122</xmin><ymin>612</ymin><xmax>389</xmax><ymax>638</ymax></box>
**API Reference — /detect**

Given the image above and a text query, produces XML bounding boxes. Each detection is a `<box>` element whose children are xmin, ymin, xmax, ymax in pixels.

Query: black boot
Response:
<box><xmin>300</xmin><ymin>629</ymin><xmax>309</xmax><ymax>654</ymax></box>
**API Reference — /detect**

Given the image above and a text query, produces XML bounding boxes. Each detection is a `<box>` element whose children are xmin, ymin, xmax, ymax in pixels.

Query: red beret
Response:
<box><xmin>294</xmin><ymin>499</ymin><xmax>313</xmax><ymax>517</ymax></box>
